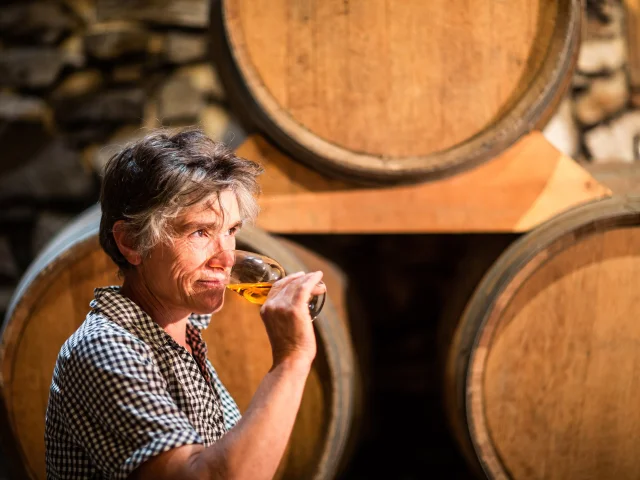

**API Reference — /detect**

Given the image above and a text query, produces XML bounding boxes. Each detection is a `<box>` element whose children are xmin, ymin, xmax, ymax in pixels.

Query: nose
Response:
<box><xmin>207</xmin><ymin>249</ymin><xmax>235</xmax><ymax>269</ymax></box>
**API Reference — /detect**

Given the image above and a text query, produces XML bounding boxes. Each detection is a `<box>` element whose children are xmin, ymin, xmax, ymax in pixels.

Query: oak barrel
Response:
<box><xmin>444</xmin><ymin>196</ymin><xmax>640</xmax><ymax>479</ymax></box>
<box><xmin>210</xmin><ymin>0</ymin><xmax>581</xmax><ymax>184</ymax></box>
<box><xmin>0</xmin><ymin>204</ymin><xmax>359</xmax><ymax>480</ymax></box>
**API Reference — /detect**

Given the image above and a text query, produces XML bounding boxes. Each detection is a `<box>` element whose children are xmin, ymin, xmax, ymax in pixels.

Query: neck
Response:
<box><xmin>120</xmin><ymin>271</ymin><xmax>192</xmax><ymax>350</ymax></box>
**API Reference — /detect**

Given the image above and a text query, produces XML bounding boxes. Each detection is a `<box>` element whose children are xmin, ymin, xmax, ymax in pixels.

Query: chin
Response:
<box><xmin>192</xmin><ymin>290</ymin><xmax>225</xmax><ymax>314</ymax></box>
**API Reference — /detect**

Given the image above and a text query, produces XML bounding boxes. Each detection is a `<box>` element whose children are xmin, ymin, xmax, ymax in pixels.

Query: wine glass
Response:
<box><xmin>224</xmin><ymin>250</ymin><xmax>326</xmax><ymax>320</ymax></box>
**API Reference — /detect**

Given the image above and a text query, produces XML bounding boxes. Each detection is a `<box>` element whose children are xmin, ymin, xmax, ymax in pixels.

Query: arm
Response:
<box><xmin>131</xmin><ymin>271</ymin><xmax>325</xmax><ymax>480</ymax></box>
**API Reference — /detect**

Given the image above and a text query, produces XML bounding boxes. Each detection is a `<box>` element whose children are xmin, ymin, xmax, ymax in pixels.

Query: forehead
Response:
<box><xmin>177</xmin><ymin>190</ymin><xmax>241</xmax><ymax>226</ymax></box>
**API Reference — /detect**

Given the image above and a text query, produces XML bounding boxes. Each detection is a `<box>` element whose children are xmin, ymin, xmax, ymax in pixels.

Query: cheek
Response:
<box><xmin>182</xmin><ymin>239</ymin><xmax>211</xmax><ymax>262</ymax></box>
<box><xmin>175</xmin><ymin>256</ymin><xmax>205</xmax><ymax>279</ymax></box>
<box><xmin>167</xmin><ymin>248</ymin><xmax>205</xmax><ymax>282</ymax></box>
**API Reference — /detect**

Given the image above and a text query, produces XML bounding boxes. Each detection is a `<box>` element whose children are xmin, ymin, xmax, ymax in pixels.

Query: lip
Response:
<box><xmin>198</xmin><ymin>279</ymin><xmax>227</xmax><ymax>287</ymax></box>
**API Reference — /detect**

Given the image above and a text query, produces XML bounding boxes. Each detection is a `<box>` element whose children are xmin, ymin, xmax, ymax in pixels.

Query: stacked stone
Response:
<box><xmin>0</xmin><ymin>0</ymin><xmax>233</xmax><ymax>321</ymax></box>
<box><xmin>544</xmin><ymin>0</ymin><xmax>639</xmax><ymax>163</ymax></box>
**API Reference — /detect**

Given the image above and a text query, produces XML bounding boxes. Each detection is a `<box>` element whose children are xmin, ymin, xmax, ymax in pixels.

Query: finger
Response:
<box><xmin>310</xmin><ymin>281</ymin><xmax>326</xmax><ymax>296</ymax></box>
<box><xmin>289</xmin><ymin>271</ymin><xmax>324</xmax><ymax>307</ymax></box>
<box><xmin>268</xmin><ymin>271</ymin><xmax>305</xmax><ymax>296</ymax></box>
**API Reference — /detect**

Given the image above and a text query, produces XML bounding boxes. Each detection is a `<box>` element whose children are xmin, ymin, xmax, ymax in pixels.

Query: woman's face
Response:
<box><xmin>139</xmin><ymin>190</ymin><xmax>242</xmax><ymax>315</ymax></box>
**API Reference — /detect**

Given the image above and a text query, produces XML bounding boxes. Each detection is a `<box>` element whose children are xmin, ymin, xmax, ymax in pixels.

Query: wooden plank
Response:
<box><xmin>585</xmin><ymin>161</ymin><xmax>640</xmax><ymax>196</ymax></box>
<box><xmin>236</xmin><ymin>132</ymin><xmax>611</xmax><ymax>234</ymax></box>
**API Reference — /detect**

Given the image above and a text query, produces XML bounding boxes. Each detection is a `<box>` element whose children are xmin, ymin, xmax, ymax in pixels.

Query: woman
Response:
<box><xmin>45</xmin><ymin>128</ymin><xmax>325</xmax><ymax>479</ymax></box>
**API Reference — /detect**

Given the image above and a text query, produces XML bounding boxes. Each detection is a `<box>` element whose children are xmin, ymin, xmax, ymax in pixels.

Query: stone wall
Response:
<box><xmin>543</xmin><ymin>0</ymin><xmax>639</xmax><ymax>163</ymax></box>
<box><xmin>0</xmin><ymin>0</ymin><xmax>238</xmax><ymax>322</ymax></box>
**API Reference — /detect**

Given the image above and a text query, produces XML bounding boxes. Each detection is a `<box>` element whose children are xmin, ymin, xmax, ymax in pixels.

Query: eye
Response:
<box><xmin>227</xmin><ymin>224</ymin><xmax>241</xmax><ymax>236</ymax></box>
<box><xmin>192</xmin><ymin>229</ymin><xmax>207</xmax><ymax>238</ymax></box>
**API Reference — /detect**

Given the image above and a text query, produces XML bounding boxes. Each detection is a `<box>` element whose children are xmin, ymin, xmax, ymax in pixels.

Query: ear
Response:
<box><xmin>112</xmin><ymin>220</ymin><xmax>142</xmax><ymax>266</ymax></box>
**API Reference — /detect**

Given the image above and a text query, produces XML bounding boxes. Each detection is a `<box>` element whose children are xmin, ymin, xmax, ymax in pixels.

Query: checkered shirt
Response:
<box><xmin>45</xmin><ymin>286</ymin><xmax>242</xmax><ymax>479</ymax></box>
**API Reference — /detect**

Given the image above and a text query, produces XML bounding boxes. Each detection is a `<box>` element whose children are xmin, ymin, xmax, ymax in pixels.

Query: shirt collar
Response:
<box><xmin>90</xmin><ymin>286</ymin><xmax>212</xmax><ymax>348</ymax></box>
<box><xmin>189</xmin><ymin>313</ymin><xmax>212</xmax><ymax>331</ymax></box>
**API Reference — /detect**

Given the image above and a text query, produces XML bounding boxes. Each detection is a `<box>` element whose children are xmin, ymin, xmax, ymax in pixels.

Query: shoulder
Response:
<box><xmin>72</xmin><ymin>311</ymin><xmax>149</xmax><ymax>351</ymax></box>
<box><xmin>56</xmin><ymin>312</ymin><xmax>155</xmax><ymax>382</ymax></box>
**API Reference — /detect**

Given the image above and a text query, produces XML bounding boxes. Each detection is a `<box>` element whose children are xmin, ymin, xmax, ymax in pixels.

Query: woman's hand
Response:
<box><xmin>259</xmin><ymin>271</ymin><xmax>325</xmax><ymax>367</ymax></box>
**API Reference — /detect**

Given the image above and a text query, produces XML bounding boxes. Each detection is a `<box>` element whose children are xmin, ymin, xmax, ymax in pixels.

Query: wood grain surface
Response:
<box><xmin>444</xmin><ymin>197</ymin><xmax>640</xmax><ymax>479</ymax></box>
<box><xmin>484</xmin><ymin>227</ymin><xmax>640</xmax><ymax>479</ymax></box>
<box><xmin>0</xmin><ymin>223</ymin><xmax>356</xmax><ymax>480</ymax></box>
<box><xmin>236</xmin><ymin>132</ymin><xmax>611</xmax><ymax>233</ymax></box>
<box><xmin>214</xmin><ymin>0</ymin><xmax>581</xmax><ymax>182</ymax></box>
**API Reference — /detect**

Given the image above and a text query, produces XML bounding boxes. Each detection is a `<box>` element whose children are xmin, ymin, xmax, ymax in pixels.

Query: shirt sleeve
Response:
<box><xmin>208</xmin><ymin>360</ymin><xmax>242</xmax><ymax>430</ymax></box>
<box><xmin>59</xmin><ymin>328</ymin><xmax>202</xmax><ymax>479</ymax></box>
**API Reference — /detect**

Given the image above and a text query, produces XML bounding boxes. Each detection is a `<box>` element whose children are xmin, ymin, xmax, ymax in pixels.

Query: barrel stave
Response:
<box><xmin>0</xmin><ymin>206</ymin><xmax>358</xmax><ymax>480</ymax></box>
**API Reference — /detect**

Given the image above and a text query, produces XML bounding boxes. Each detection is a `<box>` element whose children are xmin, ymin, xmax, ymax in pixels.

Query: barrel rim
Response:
<box><xmin>453</xmin><ymin>195</ymin><xmax>640</xmax><ymax>478</ymax></box>
<box><xmin>3</xmin><ymin>205</ymin><xmax>101</xmax><ymax>332</ymax></box>
<box><xmin>210</xmin><ymin>0</ymin><xmax>582</xmax><ymax>185</ymax></box>
<box><xmin>0</xmin><ymin>234</ymin><xmax>101</xmax><ymax>479</ymax></box>
<box><xmin>0</xmin><ymin>205</ymin><xmax>357</xmax><ymax>480</ymax></box>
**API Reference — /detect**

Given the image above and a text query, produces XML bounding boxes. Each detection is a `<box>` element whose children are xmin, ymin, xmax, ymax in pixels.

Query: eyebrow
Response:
<box><xmin>181</xmin><ymin>219</ymin><xmax>244</xmax><ymax>233</ymax></box>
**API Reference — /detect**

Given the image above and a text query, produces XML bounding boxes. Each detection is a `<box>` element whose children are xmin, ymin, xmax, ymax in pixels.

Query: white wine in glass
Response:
<box><xmin>225</xmin><ymin>250</ymin><xmax>326</xmax><ymax>319</ymax></box>
<box><xmin>226</xmin><ymin>282</ymin><xmax>273</xmax><ymax>305</ymax></box>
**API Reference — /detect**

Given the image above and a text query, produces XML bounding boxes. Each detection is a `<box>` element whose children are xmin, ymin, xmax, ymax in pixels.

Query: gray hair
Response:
<box><xmin>99</xmin><ymin>127</ymin><xmax>263</xmax><ymax>271</ymax></box>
